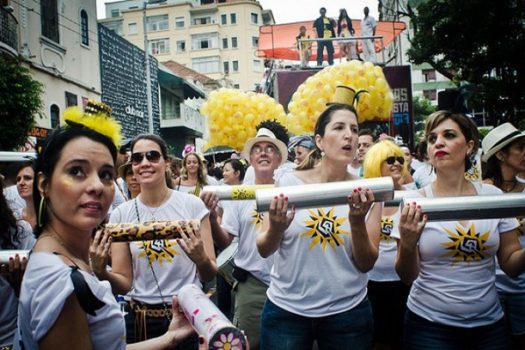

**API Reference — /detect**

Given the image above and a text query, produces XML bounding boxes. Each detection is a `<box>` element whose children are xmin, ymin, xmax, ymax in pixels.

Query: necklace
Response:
<box><xmin>41</xmin><ymin>227</ymin><xmax>92</xmax><ymax>273</ymax></box>
<box><xmin>141</xmin><ymin>190</ymin><xmax>170</xmax><ymax>220</ymax></box>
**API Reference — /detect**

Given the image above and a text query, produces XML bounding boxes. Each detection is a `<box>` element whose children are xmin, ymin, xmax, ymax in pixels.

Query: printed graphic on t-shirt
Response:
<box><xmin>380</xmin><ymin>216</ymin><xmax>394</xmax><ymax>242</ymax></box>
<box><xmin>137</xmin><ymin>239</ymin><xmax>179</xmax><ymax>264</ymax></box>
<box><xmin>301</xmin><ymin>208</ymin><xmax>350</xmax><ymax>251</ymax></box>
<box><xmin>251</xmin><ymin>203</ymin><xmax>265</xmax><ymax>230</ymax></box>
<box><xmin>441</xmin><ymin>224</ymin><xmax>495</xmax><ymax>265</ymax></box>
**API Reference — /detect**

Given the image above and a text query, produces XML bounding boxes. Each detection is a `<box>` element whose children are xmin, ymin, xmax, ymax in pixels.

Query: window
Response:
<box><xmin>175</xmin><ymin>16</ymin><xmax>185</xmax><ymax>28</ymax></box>
<box><xmin>80</xmin><ymin>10</ymin><xmax>89</xmax><ymax>46</ymax></box>
<box><xmin>222</xmin><ymin>38</ymin><xmax>228</xmax><ymax>49</ymax></box>
<box><xmin>423</xmin><ymin>89</ymin><xmax>437</xmax><ymax>101</ymax></box>
<box><xmin>230</xmin><ymin>13</ymin><xmax>236</xmax><ymax>24</ymax></box>
<box><xmin>149</xmin><ymin>38</ymin><xmax>170</xmax><ymax>54</ymax></box>
<box><xmin>252</xmin><ymin>36</ymin><xmax>258</xmax><ymax>48</ymax></box>
<box><xmin>233</xmin><ymin>84</ymin><xmax>240</xmax><ymax>89</ymax></box>
<box><xmin>192</xmin><ymin>56</ymin><xmax>220</xmax><ymax>74</ymax></box>
<box><xmin>422</xmin><ymin>69</ymin><xmax>436</xmax><ymax>82</ymax></box>
<box><xmin>176</xmin><ymin>40</ymin><xmax>186</xmax><ymax>53</ymax></box>
<box><xmin>41</xmin><ymin>0</ymin><xmax>59</xmax><ymax>43</ymax></box>
<box><xmin>251</xmin><ymin>13</ymin><xmax>258</xmax><ymax>24</ymax></box>
<box><xmin>232</xmin><ymin>60</ymin><xmax>239</xmax><ymax>72</ymax></box>
<box><xmin>147</xmin><ymin>14</ymin><xmax>169</xmax><ymax>32</ymax></box>
<box><xmin>231</xmin><ymin>37</ymin><xmax>238</xmax><ymax>48</ymax></box>
<box><xmin>192</xmin><ymin>16</ymin><xmax>213</xmax><ymax>25</ymax></box>
<box><xmin>253</xmin><ymin>59</ymin><xmax>261</xmax><ymax>72</ymax></box>
<box><xmin>221</xmin><ymin>14</ymin><xmax>227</xmax><ymax>25</ymax></box>
<box><xmin>111</xmin><ymin>9</ymin><xmax>120</xmax><ymax>17</ymax></box>
<box><xmin>223</xmin><ymin>61</ymin><xmax>229</xmax><ymax>73</ymax></box>
<box><xmin>104</xmin><ymin>21</ymin><xmax>122</xmax><ymax>35</ymax></box>
<box><xmin>191</xmin><ymin>33</ymin><xmax>218</xmax><ymax>50</ymax></box>
<box><xmin>50</xmin><ymin>104</ymin><xmax>60</xmax><ymax>128</ymax></box>
<box><xmin>65</xmin><ymin>91</ymin><xmax>77</xmax><ymax>107</ymax></box>
<box><xmin>128</xmin><ymin>22</ymin><xmax>138</xmax><ymax>35</ymax></box>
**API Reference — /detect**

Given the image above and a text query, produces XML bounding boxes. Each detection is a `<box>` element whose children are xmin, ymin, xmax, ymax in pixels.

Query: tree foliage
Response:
<box><xmin>412</xmin><ymin>96</ymin><xmax>435</xmax><ymax>141</ymax></box>
<box><xmin>0</xmin><ymin>54</ymin><xmax>43</xmax><ymax>151</ymax></box>
<box><xmin>405</xmin><ymin>0</ymin><xmax>525</xmax><ymax>125</ymax></box>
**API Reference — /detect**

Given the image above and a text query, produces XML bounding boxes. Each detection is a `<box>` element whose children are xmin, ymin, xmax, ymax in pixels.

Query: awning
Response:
<box><xmin>158</xmin><ymin>64</ymin><xmax>206</xmax><ymax>99</ymax></box>
<box><xmin>257</xmin><ymin>20</ymin><xmax>406</xmax><ymax>61</ymax></box>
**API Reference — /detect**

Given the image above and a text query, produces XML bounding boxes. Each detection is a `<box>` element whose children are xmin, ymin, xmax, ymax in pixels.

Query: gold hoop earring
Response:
<box><xmin>38</xmin><ymin>196</ymin><xmax>46</xmax><ymax>228</ymax></box>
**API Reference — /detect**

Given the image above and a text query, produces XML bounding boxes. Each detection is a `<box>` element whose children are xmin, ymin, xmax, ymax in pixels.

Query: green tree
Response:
<box><xmin>0</xmin><ymin>54</ymin><xmax>43</xmax><ymax>151</ymax></box>
<box><xmin>412</xmin><ymin>96</ymin><xmax>435</xmax><ymax>142</ymax></box>
<box><xmin>403</xmin><ymin>0</ymin><xmax>525</xmax><ymax>126</ymax></box>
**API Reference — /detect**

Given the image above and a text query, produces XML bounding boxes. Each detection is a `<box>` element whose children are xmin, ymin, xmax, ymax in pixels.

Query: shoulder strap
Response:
<box><xmin>70</xmin><ymin>267</ymin><xmax>105</xmax><ymax>316</ymax></box>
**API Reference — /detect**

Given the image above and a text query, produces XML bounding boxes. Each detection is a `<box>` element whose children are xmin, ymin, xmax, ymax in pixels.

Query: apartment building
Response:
<box><xmin>99</xmin><ymin>0</ymin><xmax>274</xmax><ymax>92</ymax></box>
<box><xmin>2</xmin><ymin>0</ymin><xmax>102</xmax><ymax>128</ymax></box>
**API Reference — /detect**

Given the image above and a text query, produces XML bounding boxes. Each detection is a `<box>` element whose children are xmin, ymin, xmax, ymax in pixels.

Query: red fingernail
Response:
<box><xmin>412</xmin><ymin>202</ymin><xmax>416</xmax><ymax>205</ymax></box>
<box><xmin>358</xmin><ymin>187</ymin><xmax>362</xmax><ymax>191</ymax></box>
<box><xmin>199</xmin><ymin>336</ymin><xmax>205</xmax><ymax>345</ymax></box>
<box><xmin>284</xmin><ymin>196</ymin><xmax>288</xmax><ymax>201</ymax></box>
<box><xmin>9</xmin><ymin>257</ymin><xmax>13</xmax><ymax>261</ymax></box>
<box><xmin>274</xmin><ymin>196</ymin><xmax>278</xmax><ymax>199</ymax></box>
<box><xmin>353</xmin><ymin>189</ymin><xmax>357</xmax><ymax>193</ymax></box>
<box><xmin>417</xmin><ymin>205</ymin><xmax>421</xmax><ymax>209</ymax></box>
<box><xmin>280</xmin><ymin>193</ymin><xmax>284</xmax><ymax>197</ymax></box>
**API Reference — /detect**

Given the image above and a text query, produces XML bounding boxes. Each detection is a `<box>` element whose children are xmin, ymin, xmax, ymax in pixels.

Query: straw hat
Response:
<box><xmin>118</xmin><ymin>161</ymin><xmax>132</xmax><ymax>178</ymax></box>
<box><xmin>481</xmin><ymin>123</ymin><xmax>525</xmax><ymax>162</ymax></box>
<box><xmin>242</xmin><ymin>128</ymin><xmax>288</xmax><ymax>165</ymax></box>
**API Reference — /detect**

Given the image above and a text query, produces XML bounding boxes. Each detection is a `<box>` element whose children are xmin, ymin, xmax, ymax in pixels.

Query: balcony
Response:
<box><xmin>0</xmin><ymin>6</ymin><xmax>18</xmax><ymax>56</ymax></box>
<box><xmin>161</xmin><ymin>103</ymin><xmax>205</xmax><ymax>136</ymax></box>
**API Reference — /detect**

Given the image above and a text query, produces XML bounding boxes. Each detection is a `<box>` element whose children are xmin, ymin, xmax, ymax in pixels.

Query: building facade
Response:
<box><xmin>99</xmin><ymin>0</ymin><xmax>274</xmax><ymax>92</ymax></box>
<box><xmin>2</xmin><ymin>0</ymin><xmax>102</xmax><ymax>128</ymax></box>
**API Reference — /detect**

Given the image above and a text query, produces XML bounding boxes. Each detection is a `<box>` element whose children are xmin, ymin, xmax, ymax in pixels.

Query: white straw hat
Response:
<box><xmin>481</xmin><ymin>123</ymin><xmax>525</xmax><ymax>162</ymax></box>
<box><xmin>242</xmin><ymin>128</ymin><xmax>288</xmax><ymax>165</ymax></box>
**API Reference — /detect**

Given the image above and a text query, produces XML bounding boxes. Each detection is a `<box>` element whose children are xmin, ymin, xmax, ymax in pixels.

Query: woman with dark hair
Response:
<box><xmin>14</xmin><ymin>161</ymin><xmax>37</xmax><ymax>228</ymax></box>
<box><xmin>0</xmin><ymin>176</ymin><xmax>34</xmax><ymax>349</ymax></box>
<box><xmin>222</xmin><ymin>159</ymin><xmax>247</xmax><ymax>185</ymax></box>
<box><xmin>481</xmin><ymin>123</ymin><xmax>525</xmax><ymax>350</ymax></box>
<box><xmin>93</xmin><ymin>133</ymin><xmax>217</xmax><ymax>345</ymax></box>
<box><xmin>337</xmin><ymin>8</ymin><xmax>358</xmax><ymax>61</ymax></box>
<box><xmin>394</xmin><ymin>111</ymin><xmax>525</xmax><ymax>349</ymax></box>
<box><xmin>16</xmin><ymin>106</ymin><xmax>195</xmax><ymax>349</ymax></box>
<box><xmin>257</xmin><ymin>101</ymin><xmax>381</xmax><ymax>349</ymax></box>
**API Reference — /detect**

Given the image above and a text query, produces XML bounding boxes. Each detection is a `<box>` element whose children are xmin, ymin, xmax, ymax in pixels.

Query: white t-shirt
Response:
<box><xmin>109</xmin><ymin>190</ymin><xmax>208</xmax><ymax>304</ymax></box>
<box><xmin>347</xmin><ymin>164</ymin><xmax>362</xmax><ymax>178</ymax></box>
<box><xmin>16</xmin><ymin>252</ymin><xmax>125</xmax><ymax>349</ymax></box>
<box><xmin>1</xmin><ymin>222</ymin><xmax>35</xmax><ymax>347</ymax></box>
<box><xmin>267</xmin><ymin>172</ymin><xmax>368</xmax><ymax>317</ymax></box>
<box><xmin>221</xmin><ymin>200</ymin><xmax>273</xmax><ymax>285</ymax></box>
<box><xmin>368</xmin><ymin>210</ymin><xmax>401</xmax><ymax>282</ymax></box>
<box><xmin>3</xmin><ymin>185</ymin><xmax>24</xmax><ymax>212</ymax></box>
<box><xmin>361</xmin><ymin>15</ymin><xmax>376</xmax><ymax>37</ymax></box>
<box><xmin>391</xmin><ymin>182</ymin><xmax>519</xmax><ymax>327</ymax></box>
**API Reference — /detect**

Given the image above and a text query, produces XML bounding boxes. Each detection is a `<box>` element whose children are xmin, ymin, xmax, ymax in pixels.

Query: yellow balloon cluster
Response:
<box><xmin>201</xmin><ymin>89</ymin><xmax>287</xmax><ymax>151</ymax></box>
<box><xmin>287</xmin><ymin>60</ymin><xmax>394</xmax><ymax>135</ymax></box>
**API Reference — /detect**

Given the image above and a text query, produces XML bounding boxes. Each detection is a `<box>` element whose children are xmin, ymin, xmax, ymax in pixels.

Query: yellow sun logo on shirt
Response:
<box><xmin>441</xmin><ymin>224</ymin><xmax>494</xmax><ymax>265</ymax></box>
<box><xmin>302</xmin><ymin>208</ymin><xmax>350</xmax><ymax>251</ymax></box>
<box><xmin>138</xmin><ymin>239</ymin><xmax>179</xmax><ymax>265</ymax></box>
<box><xmin>251</xmin><ymin>204</ymin><xmax>264</xmax><ymax>230</ymax></box>
<box><xmin>380</xmin><ymin>216</ymin><xmax>394</xmax><ymax>242</ymax></box>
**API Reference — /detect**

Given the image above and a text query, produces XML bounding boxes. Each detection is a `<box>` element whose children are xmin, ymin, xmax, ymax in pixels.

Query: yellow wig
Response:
<box><xmin>62</xmin><ymin>100</ymin><xmax>122</xmax><ymax>148</ymax></box>
<box><xmin>363</xmin><ymin>140</ymin><xmax>407</xmax><ymax>179</ymax></box>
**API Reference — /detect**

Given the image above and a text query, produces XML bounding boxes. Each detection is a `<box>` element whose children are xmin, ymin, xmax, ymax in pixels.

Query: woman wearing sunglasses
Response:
<box><xmin>91</xmin><ymin>134</ymin><xmax>217</xmax><ymax>345</ymax></box>
<box><xmin>362</xmin><ymin>140</ymin><xmax>411</xmax><ymax>350</ymax></box>
<box><xmin>394</xmin><ymin>111</ymin><xmax>525</xmax><ymax>349</ymax></box>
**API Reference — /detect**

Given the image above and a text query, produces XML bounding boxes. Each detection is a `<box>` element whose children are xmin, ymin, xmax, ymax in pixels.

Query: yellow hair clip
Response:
<box><xmin>63</xmin><ymin>100</ymin><xmax>122</xmax><ymax>148</ymax></box>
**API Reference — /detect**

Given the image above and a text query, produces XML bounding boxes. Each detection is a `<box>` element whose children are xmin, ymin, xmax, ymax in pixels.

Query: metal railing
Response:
<box><xmin>298</xmin><ymin>35</ymin><xmax>386</xmax><ymax>65</ymax></box>
<box><xmin>0</xmin><ymin>6</ymin><xmax>18</xmax><ymax>53</ymax></box>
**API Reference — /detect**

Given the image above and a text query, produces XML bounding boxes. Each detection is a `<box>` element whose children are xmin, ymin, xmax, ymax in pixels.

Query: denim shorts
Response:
<box><xmin>260</xmin><ymin>298</ymin><xmax>373</xmax><ymax>350</ymax></box>
<box><xmin>403</xmin><ymin>310</ymin><xmax>508</xmax><ymax>350</ymax></box>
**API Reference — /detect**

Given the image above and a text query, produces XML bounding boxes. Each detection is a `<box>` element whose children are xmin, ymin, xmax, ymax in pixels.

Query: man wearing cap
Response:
<box><xmin>201</xmin><ymin>127</ymin><xmax>288</xmax><ymax>350</ymax></box>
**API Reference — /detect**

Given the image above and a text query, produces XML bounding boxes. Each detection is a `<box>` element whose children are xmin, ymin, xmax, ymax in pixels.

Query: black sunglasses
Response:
<box><xmin>130</xmin><ymin>150</ymin><xmax>162</xmax><ymax>164</ymax></box>
<box><xmin>385</xmin><ymin>156</ymin><xmax>404</xmax><ymax>165</ymax></box>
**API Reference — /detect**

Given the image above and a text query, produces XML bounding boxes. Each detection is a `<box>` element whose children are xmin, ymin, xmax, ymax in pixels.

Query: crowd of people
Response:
<box><xmin>1</xmin><ymin>91</ymin><xmax>524</xmax><ymax>350</ymax></box>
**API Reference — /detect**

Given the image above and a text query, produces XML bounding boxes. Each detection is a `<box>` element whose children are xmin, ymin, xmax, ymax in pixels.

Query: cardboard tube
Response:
<box><xmin>106</xmin><ymin>220</ymin><xmax>200</xmax><ymax>242</ymax></box>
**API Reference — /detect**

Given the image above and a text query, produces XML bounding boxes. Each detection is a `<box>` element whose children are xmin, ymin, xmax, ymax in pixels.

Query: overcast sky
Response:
<box><xmin>96</xmin><ymin>0</ymin><xmax>380</xmax><ymax>22</ymax></box>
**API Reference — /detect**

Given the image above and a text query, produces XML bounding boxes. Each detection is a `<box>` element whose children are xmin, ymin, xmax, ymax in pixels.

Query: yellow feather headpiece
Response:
<box><xmin>63</xmin><ymin>100</ymin><xmax>122</xmax><ymax>148</ymax></box>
